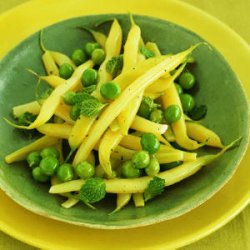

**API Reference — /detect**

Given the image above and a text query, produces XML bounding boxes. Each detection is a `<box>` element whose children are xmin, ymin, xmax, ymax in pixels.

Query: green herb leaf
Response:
<box><xmin>80</xmin><ymin>98</ymin><xmax>106</xmax><ymax>117</ymax></box>
<box><xmin>81</xmin><ymin>85</ymin><xmax>97</xmax><ymax>95</ymax></box>
<box><xmin>140</xmin><ymin>47</ymin><xmax>155</xmax><ymax>59</ymax></box>
<box><xmin>106</xmin><ymin>55</ymin><xmax>123</xmax><ymax>77</ymax></box>
<box><xmin>144</xmin><ymin>176</ymin><xmax>165</xmax><ymax>201</ymax></box>
<box><xmin>79</xmin><ymin>177</ymin><xmax>106</xmax><ymax>204</ymax></box>
<box><xmin>71</xmin><ymin>92</ymin><xmax>96</xmax><ymax>104</ymax></box>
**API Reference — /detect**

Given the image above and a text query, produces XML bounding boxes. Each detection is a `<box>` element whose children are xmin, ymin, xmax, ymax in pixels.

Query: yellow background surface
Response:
<box><xmin>0</xmin><ymin>0</ymin><xmax>249</xmax><ymax>249</ymax></box>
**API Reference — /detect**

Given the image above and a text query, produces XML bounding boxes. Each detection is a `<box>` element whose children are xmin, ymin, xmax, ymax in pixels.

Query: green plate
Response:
<box><xmin>0</xmin><ymin>14</ymin><xmax>249</xmax><ymax>229</ymax></box>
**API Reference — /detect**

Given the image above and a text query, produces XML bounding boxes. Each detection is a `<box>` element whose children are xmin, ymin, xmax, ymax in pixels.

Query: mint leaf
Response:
<box><xmin>144</xmin><ymin>176</ymin><xmax>165</xmax><ymax>201</ymax></box>
<box><xmin>80</xmin><ymin>98</ymin><xmax>106</xmax><ymax>117</ymax></box>
<box><xmin>72</xmin><ymin>92</ymin><xmax>96</xmax><ymax>104</ymax></box>
<box><xmin>106</xmin><ymin>55</ymin><xmax>123</xmax><ymax>77</ymax></box>
<box><xmin>140</xmin><ymin>47</ymin><xmax>155</xmax><ymax>59</ymax></box>
<box><xmin>81</xmin><ymin>85</ymin><xmax>96</xmax><ymax>95</ymax></box>
<box><xmin>79</xmin><ymin>177</ymin><xmax>106</xmax><ymax>204</ymax></box>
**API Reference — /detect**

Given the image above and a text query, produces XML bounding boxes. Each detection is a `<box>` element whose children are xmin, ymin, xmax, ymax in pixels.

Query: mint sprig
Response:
<box><xmin>144</xmin><ymin>176</ymin><xmax>165</xmax><ymax>201</ymax></box>
<box><xmin>80</xmin><ymin>98</ymin><xmax>106</xmax><ymax>117</ymax></box>
<box><xmin>79</xmin><ymin>177</ymin><xmax>106</xmax><ymax>204</ymax></box>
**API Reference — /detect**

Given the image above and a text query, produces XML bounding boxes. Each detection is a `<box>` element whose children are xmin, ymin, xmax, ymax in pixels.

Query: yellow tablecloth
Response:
<box><xmin>0</xmin><ymin>0</ymin><xmax>249</xmax><ymax>249</ymax></box>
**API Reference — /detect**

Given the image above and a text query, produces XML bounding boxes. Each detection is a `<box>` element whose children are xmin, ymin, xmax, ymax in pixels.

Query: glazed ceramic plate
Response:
<box><xmin>0</xmin><ymin>0</ymin><xmax>249</xmax><ymax>249</ymax></box>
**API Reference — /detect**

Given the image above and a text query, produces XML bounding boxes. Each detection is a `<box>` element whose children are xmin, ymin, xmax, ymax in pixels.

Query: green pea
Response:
<box><xmin>149</xmin><ymin>109</ymin><xmax>163</xmax><ymax>123</ymax></box>
<box><xmin>76</xmin><ymin>161</ymin><xmax>95</xmax><ymax>179</ymax></box>
<box><xmin>132</xmin><ymin>151</ymin><xmax>150</xmax><ymax>169</ymax></box>
<box><xmin>85</xmin><ymin>42</ymin><xmax>101</xmax><ymax>56</ymax></box>
<box><xmin>145</xmin><ymin>156</ymin><xmax>160</xmax><ymax>176</ymax></box>
<box><xmin>57</xmin><ymin>163</ymin><xmax>74</xmax><ymax>182</ymax></box>
<box><xmin>163</xmin><ymin>105</ymin><xmax>182</xmax><ymax>124</ymax></box>
<box><xmin>26</xmin><ymin>151</ymin><xmax>41</xmax><ymax>168</ymax></box>
<box><xmin>71</xmin><ymin>49</ymin><xmax>87</xmax><ymax>66</ymax></box>
<box><xmin>91</xmin><ymin>48</ymin><xmax>105</xmax><ymax>65</ymax></box>
<box><xmin>180</xmin><ymin>94</ymin><xmax>195</xmax><ymax>113</ymax></box>
<box><xmin>39</xmin><ymin>156</ymin><xmax>59</xmax><ymax>176</ymax></box>
<box><xmin>175</xmin><ymin>83</ymin><xmax>183</xmax><ymax>95</ymax></box>
<box><xmin>59</xmin><ymin>63</ymin><xmax>74</xmax><ymax>79</ymax></box>
<box><xmin>32</xmin><ymin>167</ymin><xmax>50</xmax><ymax>183</ymax></box>
<box><xmin>82</xmin><ymin>68</ymin><xmax>98</xmax><ymax>87</ymax></box>
<box><xmin>100</xmin><ymin>81</ymin><xmax>121</xmax><ymax>100</ymax></box>
<box><xmin>70</xmin><ymin>104</ymin><xmax>81</xmax><ymax>121</ymax></box>
<box><xmin>121</xmin><ymin>161</ymin><xmax>141</xmax><ymax>178</ymax></box>
<box><xmin>63</xmin><ymin>91</ymin><xmax>76</xmax><ymax>105</ymax></box>
<box><xmin>40</xmin><ymin>147</ymin><xmax>59</xmax><ymax>159</ymax></box>
<box><xmin>140</xmin><ymin>133</ymin><xmax>160</xmax><ymax>154</ymax></box>
<box><xmin>179</xmin><ymin>72</ymin><xmax>196</xmax><ymax>90</ymax></box>
<box><xmin>161</xmin><ymin>161</ymin><xmax>183</xmax><ymax>171</ymax></box>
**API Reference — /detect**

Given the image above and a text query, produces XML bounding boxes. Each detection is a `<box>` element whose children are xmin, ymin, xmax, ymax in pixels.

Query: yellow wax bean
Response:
<box><xmin>96</xmin><ymin>19</ymin><xmax>123</xmax><ymax>94</ymax></box>
<box><xmin>42</xmin><ymin>51</ymin><xmax>59</xmax><ymax>76</ymax></box>
<box><xmin>12</xmin><ymin>101</ymin><xmax>41</xmax><ymax>117</ymax></box>
<box><xmin>99</xmin><ymin>129</ymin><xmax>123</xmax><ymax>177</ymax></box>
<box><xmin>111</xmin><ymin>194</ymin><xmax>132</xmax><ymax>214</ymax></box>
<box><xmin>73</xmin><ymin>46</ymin><xmax>197</xmax><ymax>165</ymax></box>
<box><xmin>61</xmin><ymin>197</ymin><xmax>79</xmax><ymax>209</ymax></box>
<box><xmin>145</xmin><ymin>42</ymin><xmax>161</xmax><ymax>57</ymax></box>
<box><xmin>109</xmin><ymin>119</ymin><xmax>121</xmax><ymax>132</ymax></box>
<box><xmin>133</xmin><ymin>193</ymin><xmax>145</xmax><ymax>207</ymax></box>
<box><xmin>54</xmin><ymin>103</ymin><xmax>74</xmax><ymax>125</ymax></box>
<box><xmin>80</xmin><ymin>27</ymin><xmax>107</xmax><ymax>48</ymax></box>
<box><xmin>164</xmin><ymin>127</ymin><xmax>175</xmax><ymax>142</ymax></box>
<box><xmin>186</xmin><ymin>122</ymin><xmax>224</xmax><ymax>148</ymax></box>
<box><xmin>5</xmin><ymin>136</ymin><xmax>60</xmax><ymax>164</ymax></box>
<box><xmin>40</xmin><ymin>75</ymin><xmax>66</xmax><ymax>88</ymax></box>
<box><xmin>51</xmin><ymin>140</ymin><xmax>236</xmax><ymax>194</ymax></box>
<box><xmin>15</xmin><ymin>61</ymin><xmax>93</xmax><ymax>130</ymax></box>
<box><xmin>50</xmin><ymin>51</ymin><xmax>76</xmax><ymax>69</ymax></box>
<box><xmin>156</xmin><ymin>151</ymin><xmax>184</xmax><ymax>164</ymax></box>
<box><xmin>131</xmin><ymin>115</ymin><xmax>169</xmax><ymax>144</ymax></box>
<box><xmin>87</xmin><ymin>151</ymin><xmax>96</xmax><ymax>166</ymax></box>
<box><xmin>111</xmin><ymin>146</ymin><xmax>135</xmax><ymax>161</ymax></box>
<box><xmin>37</xmin><ymin>123</ymin><xmax>72</xmax><ymax>139</ymax></box>
<box><xmin>68</xmin><ymin>116</ymin><xmax>95</xmax><ymax>150</ymax></box>
<box><xmin>162</xmin><ymin>83</ymin><xmax>202</xmax><ymax>150</ymax></box>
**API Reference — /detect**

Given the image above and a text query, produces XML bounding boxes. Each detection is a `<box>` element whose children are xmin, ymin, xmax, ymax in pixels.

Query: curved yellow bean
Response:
<box><xmin>133</xmin><ymin>193</ymin><xmax>145</xmax><ymax>207</ymax></box>
<box><xmin>87</xmin><ymin>151</ymin><xmax>96</xmax><ymax>166</ymax></box>
<box><xmin>55</xmin><ymin>103</ymin><xmax>74</xmax><ymax>125</ymax></box>
<box><xmin>61</xmin><ymin>197</ymin><xmax>79</xmax><ymax>208</ymax></box>
<box><xmin>73</xmin><ymin>46</ymin><xmax>196</xmax><ymax>165</ymax></box>
<box><xmin>109</xmin><ymin>119</ymin><xmax>121</xmax><ymax>132</ymax></box>
<box><xmin>145</xmin><ymin>42</ymin><xmax>161</xmax><ymax>57</ymax></box>
<box><xmin>111</xmin><ymin>194</ymin><xmax>131</xmax><ymax>214</ymax></box>
<box><xmin>81</xmin><ymin>27</ymin><xmax>107</xmax><ymax>48</ymax></box>
<box><xmin>40</xmin><ymin>75</ymin><xmax>66</xmax><ymax>88</ymax></box>
<box><xmin>5</xmin><ymin>136</ymin><xmax>60</xmax><ymax>164</ymax></box>
<box><xmin>68</xmin><ymin>116</ymin><xmax>95</xmax><ymax>150</ymax></box>
<box><xmin>186</xmin><ymin>122</ymin><xmax>224</xmax><ymax>148</ymax></box>
<box><xmin>37</xmin><ymin>123</ymin><xmax>72</xmax><ymax>139</ymax></box>
<box><xmin>51</xmin><ymin>141</ymin><xmax>235</xmax><ymax>194</ymax></box>
<box><xmin>50</xmin><ymin>51</ymin><xmax>76</xmax><ymax>69</ymax></box>
<box><xmin>15</xmin><ymin>61</ymin><xmax>93</xmax><ymax>130</ymax></box>
<box><xmin>42</xmin><ymin>51</ymin><xmax>59</xmax><ymax>76</ymax></box>
<box><xmin>99</xmin><ymin>129</ymin><xmax>123</xmax><ymax>177</ymax></box>
<box><xmin>12</xmin><ymin>101</ymin><xmax>41</xmax><ymax>117</ymax></box>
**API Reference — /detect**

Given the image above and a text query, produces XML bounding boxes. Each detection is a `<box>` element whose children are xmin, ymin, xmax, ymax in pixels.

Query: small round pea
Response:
<box><xmin>32</xmin><ymin>167</ymin><xmax>50</xmax><ymax>182</ymax></box>
<box><xmin>85</xmin><ymin>42</ymin><xmax>101</xmax><ymax>56</ymax></box>
<box><xmin>163</xmin><ymin>105</ymin><xmax>182</xmax><ymax>124</ymax></box>
<box><xmin>175</xmin><ymin>83</ymin><xmax>183</xmax><ymax>95</ymax></box>
<box><xmin>179</xmin><ymin>72</ymin><xmax>195</xmax><ymax>90</ymax></box>
<box><xmin>138</xmin><ymin>97</ymin><xmax>155</xmax><ymax>119</ymax></box>
<box><xmin>132</xmin><ymin>151</ymin><xmax>150</xmax><ymax>169</ymax></box>
<box><xmin>161</xmin><ymin>161</ymin><xmax>182</xmax><ymax>171</ymax></box>
<box><xmin>59</xmin><ymin>63</ymin><xmax>74</xmax><ymax>79</ymax></box>
<box><xmin>71</xmin><ymin>49</ymin><xmax>87</xmax><ymax>66</ymax></box>
<box><xmin>100</xmin><ymin>81</ymin><xmax>121</xmax><ymax>100</ymax></box>
<box><xmin>26</xmin><ymin>151</ymin><xmax>41</xmax><ymax>168</ymax></box>
<box><xmin>63</xmin><ymin>91</ymin><xmax>76</xmax><ymax>105</ymax></box>
<box><xmin>141</xmin><ymin>133</ymin><xmax>160</xmax><ymax>154</ymax></box>
<box><xmin>41</xmin><ymin>147</ymin><xmax>59</xmax><ymax>159</ymax></box>
<box><xmin>76</xmin><ymin>161</ymin><xmax>95</xmax><ymax>179</ymax></box>
<box><xmin>70</xmin><ymin>105</ymin><xmax>81</xmax><ymax>121</ymax></box>
<box><xmin>180</xmin><ymin>94</ymin><xmax>195</xmax><ymax>113</ymax></box>
<box><xmin>57</xmin><ymin>163</ymin><xmax>74</xmax><ymax>182</ymax></box>
<box><xmin>82</xmin><ymin>68</ymin><xmax>98</xmax><ymax>87</ymax></box>
<box><xmin>39</xmin><ymin>156</ymin><xmax>59</xmax><ymax>176</ymax></box>
<box><xmin>149</xmin><ymin>109</ymin><xmax>163</xmax><ymax>123</ymax></box>
<box><xmin>91</xmin><ymin>48</ymin><xmax>105</xmax><ymax>65</ymax></box>
<box><xmin>121</xmin><ymin>161</ymin><xmax>141</xmax><ymax>178</ymax></box>
<box><xmin>145</xmin><ymin>156</ymin><xmax>160</xmax><ymax>176</ymax></box>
